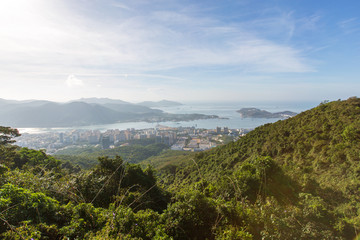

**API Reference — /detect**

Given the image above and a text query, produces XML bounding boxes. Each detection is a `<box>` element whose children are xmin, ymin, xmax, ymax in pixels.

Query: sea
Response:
<box><xmin>18</xmin><ymin>101</ymin><xmax>319</xmax><ymax>134</ymax></box>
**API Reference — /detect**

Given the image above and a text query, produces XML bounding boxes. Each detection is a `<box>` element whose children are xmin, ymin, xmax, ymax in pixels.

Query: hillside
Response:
<box><xmin>173</xmin><ymin>98</ymin><xmax>360</xmax><ymax>186</ymax></box>
<box><xmin>0</xmin><ymin>102</ymin><xmax>135</xmax><ymax>127</ymax></box>
<box><xmin>0</xmin><ymin>98</ymin><xmax>218</xmax><ymax>127</ymax></box>
<box><xmin>161</xmin><ymin>97</ymin><xmax>360</xmax><ymax>238</ymax></box>
<box><xmin>55</xmin><ymin>143</ymin><xmax>169</xmax><ymax>169</ymax></box>
<box><xmin>0</xmin><ymin>98</ymin><xmax>359</xmax><ymax>239</ymax></box>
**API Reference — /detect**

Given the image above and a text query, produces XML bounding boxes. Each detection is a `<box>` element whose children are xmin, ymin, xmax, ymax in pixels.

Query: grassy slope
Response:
<box><xmin>141</xmin><ymin>150</ymin><xmax>196</xmax><ymax>171</ymax></box>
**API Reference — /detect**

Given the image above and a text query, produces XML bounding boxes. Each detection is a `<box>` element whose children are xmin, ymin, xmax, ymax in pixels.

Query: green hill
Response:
<box><xmin>160</xmin><ymin>97</ymin><xmax>360</xmax><ymax>238</ymax></box>
<box><xmin>1</xmin><ymin>98</ymin><xmax>360</xmax><ymax>239</ymax></box>
<box><xmin>170</xmin><ymin>97</ymin><xmax>360</xmax><ymax>187</ymax></box>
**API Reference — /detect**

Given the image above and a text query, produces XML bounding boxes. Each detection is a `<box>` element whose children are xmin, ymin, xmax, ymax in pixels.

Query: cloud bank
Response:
<box><xmin>0</xmin><ymin>0</ymin><xmax>312</xmax><ymax>77</ymax></box>
<box><xmin>2</xmin><ymin>0</ymin><xmax>357</xmax><ymax>102</ymax></box>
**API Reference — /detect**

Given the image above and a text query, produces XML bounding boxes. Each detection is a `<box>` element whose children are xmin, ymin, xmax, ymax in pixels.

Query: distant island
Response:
<box><xmin>0</xmin><ymin>98</ymin><xmax>217</xmax><ymax>128</ymax></box>
<box><xmin>137</xmin><ymin>100</ymin><xmax>183</xmax><ymax>108</ymax></box>
<box><xmin>237</xmin><ymin>108</ymin><xmax>297</xmax><ymax>119</ymax></box>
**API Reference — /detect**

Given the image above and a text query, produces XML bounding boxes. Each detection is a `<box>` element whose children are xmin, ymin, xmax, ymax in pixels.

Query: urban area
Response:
<box><xmin>16</xmin><ymin>126</ymin><xmax>251</xmax><ymax>154</ymax></box>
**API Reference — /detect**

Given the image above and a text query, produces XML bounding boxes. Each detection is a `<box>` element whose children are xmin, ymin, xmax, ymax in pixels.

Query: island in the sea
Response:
<box><xmin>237</xmin><ymin>108</ymin><xmax>297</xmax><ymax>119</ymax></box>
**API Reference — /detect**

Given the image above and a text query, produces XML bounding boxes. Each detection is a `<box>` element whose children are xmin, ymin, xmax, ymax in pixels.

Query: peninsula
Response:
<box><xmin>237</xmin><ymin>108</ymin><xmax>297</xmax><ymax>119</ymax></box>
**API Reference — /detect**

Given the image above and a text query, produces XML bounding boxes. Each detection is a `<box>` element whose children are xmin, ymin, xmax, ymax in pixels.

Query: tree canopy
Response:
<box><xmin>0</xmin><ymin>98</ymin><xmax>360</xmax><ymax>239</ymax></box>
<box><xmin>0</xmin><ymin>127</ymin><xmax>20</xmax><ymax>146</ymax></box>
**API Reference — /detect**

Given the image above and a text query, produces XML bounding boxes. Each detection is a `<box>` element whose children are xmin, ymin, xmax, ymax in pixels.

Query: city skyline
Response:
<box><xmin>0</xmin><ymin>0</ymin><xmax>359</xmax><ymax>103</ymax></box>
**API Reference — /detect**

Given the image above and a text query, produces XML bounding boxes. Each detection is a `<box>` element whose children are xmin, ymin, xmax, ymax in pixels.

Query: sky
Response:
<box><xmin>0</xmin><ymin>0</ymin><xmax>359</xmax><ymax>103</ymax></box>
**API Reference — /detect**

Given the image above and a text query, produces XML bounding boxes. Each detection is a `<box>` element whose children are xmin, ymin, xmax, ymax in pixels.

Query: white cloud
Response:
<box><xmin>111</xmin><ymin>2</ymin><xmax>132</xmax><ymax>11</ymax></box>
<box><xmin>66</xmin><ymin>75</ymin><xmax>84</xmax><ymax>87</ymax></box>
<box><xmin>338</xmin><ymin>18</ymin><xmax>360</xmax><ymax>34</ymax></box>
<box><xmin>0</xmin><ymin>0</ymin><xmax>322</xmax><ymax>102</ymax></box>
<box><xmin>0</xmin><ymin>0</ymin><xmax>312</xmax><ymax>75</ymax></box>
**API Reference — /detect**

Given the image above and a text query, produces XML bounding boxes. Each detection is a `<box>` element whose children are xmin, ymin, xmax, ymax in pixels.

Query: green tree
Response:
<box><xmin>0</xmin><ymin>127</ymin><xmax>20</xmax><ymax>146</ymax></box>
<box><xmin>0</xmin><ymin>127</ymin><xmax>20</xmax><ymax>167</ymax></box>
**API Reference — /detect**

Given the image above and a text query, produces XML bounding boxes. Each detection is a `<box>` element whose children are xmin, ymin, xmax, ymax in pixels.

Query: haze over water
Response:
<box><xmin>18</xmin><ymin>101</ymin><xmax>318</xmax><ymax>134</ymax></box>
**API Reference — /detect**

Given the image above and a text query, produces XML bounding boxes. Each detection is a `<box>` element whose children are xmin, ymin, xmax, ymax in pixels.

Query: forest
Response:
<box><xmin>0</xmin><ymin>97</ymin><xmax>360</xmax><ymax>239</ymax></box>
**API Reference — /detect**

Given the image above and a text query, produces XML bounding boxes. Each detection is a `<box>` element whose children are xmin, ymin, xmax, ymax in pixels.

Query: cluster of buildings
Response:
<box><xmin>15</xmin><ymin>126</ymin><xmax>250</xmax><ymax>154</ymax></box>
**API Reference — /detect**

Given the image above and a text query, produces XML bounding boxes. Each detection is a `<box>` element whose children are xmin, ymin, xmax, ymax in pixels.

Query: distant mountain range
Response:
<box><xmin>137</xmin><ymin>100</ymin><xmax>183</xmax><ymax>108</ymax></box>
<box><xmin>0</xmin><ymin>98</ymin><xmax>217</xmax><ymax>128</ymax></box>
<box><xmin>74</xmin><ymin>98</ymin><xmax>130</xmax><ymax>105</ymax></box>
<box><xmin>237</xmin><ymin>108</ymin><xmax>297</xmax><ymax>118</ymax></box>
<box><xmin>73</xmin><ymin>98</ymin><xmax>163</xmax><ymax>114</ymax></box>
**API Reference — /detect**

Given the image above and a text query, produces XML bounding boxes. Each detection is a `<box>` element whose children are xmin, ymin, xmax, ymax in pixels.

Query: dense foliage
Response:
<box><xmin>0</xmin><ymin>98</ymin><xmax>360</xmax><ymax>239</ymax></box>
<box><xmin>162</xmin><ymin>97</ymin><xmax>360</xmax><ymax>238</ymax></box>
<box><xmin>55</xmin><ymin>143</ymin><xmax>169</xmax><ymax>169</ymax></box>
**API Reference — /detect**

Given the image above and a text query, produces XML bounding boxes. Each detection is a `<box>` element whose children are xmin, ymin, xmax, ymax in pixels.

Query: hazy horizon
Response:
<box><xmin>0</xmin><ymin>96</ymin><xmax>321</xmax><ymax>106</ymax></box>
<box><xmin>0</xmin><ymin>0</ymin><xmax>359</xmax><ymax>103</ymax></box>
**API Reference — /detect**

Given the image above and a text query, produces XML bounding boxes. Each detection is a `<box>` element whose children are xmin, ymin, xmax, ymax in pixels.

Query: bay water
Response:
<box><xmin>18</xmin><ymin>101</ymin><xmax>318</xmax><ymax>134</ymax></box>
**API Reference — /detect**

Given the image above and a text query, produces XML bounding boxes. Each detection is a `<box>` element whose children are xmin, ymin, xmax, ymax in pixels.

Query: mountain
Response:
<box><xmin>161</xmin><ymin>97</ymin><xmax>360</xmax><ymax>239</ymax></box>
<box><xmin>73</xmin><ymin>97</ymin><xmax>130</xmax><ymax>105</ymax></box>
<box><xmin>101</xmin><ymin>103</ymin><xmax>162</xmax><ymax>114</ymax></box>
<box><xmin>0</xmin><ymin>98</ymin><xmax>22</xmax><ymax>105</ymax></box>
<box><xmin>137</xmin><ymin>100</ymin><xmax>183</xmax><ymax>107</ymax></box>
<box><xmin>0</xmin><ymin>98</ymin><xmax>217</xmax><ymax>127</ymax></box>
<box><xmin>73</xmin><ymin>98</ymin><xmax>162</xmax><ymax>114</ymax></box>
<box><xmin>0</xmin><ymin>102</ymin><xmax>136</xmax><ymax>127</ymax></box>
<box><xmin>237</xmin><ymin>107</ymin><xmax>297</xmax><ymax>118</ymax></box>
<box><xmin>0</xmin><ymin>99</ymin><xmax>53</xmax><ymax>108</ymax></box>
<box><xmin>1</xmin><ymin>98</ymin><xmax>359</xmax><ymax>239</ymax></box>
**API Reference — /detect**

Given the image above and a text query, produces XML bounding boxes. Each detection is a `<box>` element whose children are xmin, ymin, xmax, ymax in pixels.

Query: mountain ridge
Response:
<box><xmin>0</xmin><ymin>98</ymin><xmax>216</xmax><ymax>127</ymax></box>
<box><xmin>137</xmin><ymin>100</ymin><xmax>183</xmax><ymax>107</ymax></box>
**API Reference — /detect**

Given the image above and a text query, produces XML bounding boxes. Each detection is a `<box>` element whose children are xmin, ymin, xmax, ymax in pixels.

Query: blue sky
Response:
<box><xmin>0</xmin><ymin>0</ymin><xmax>359</xmax><ymax>103</ymax></box>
